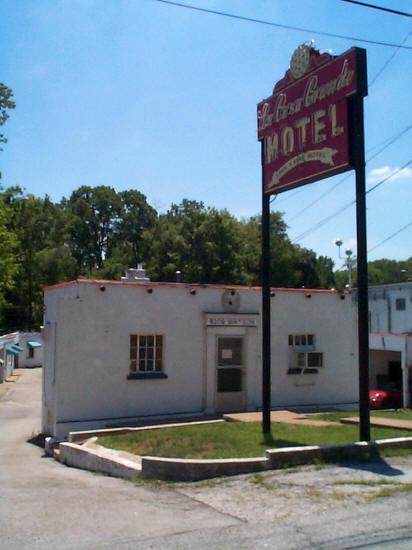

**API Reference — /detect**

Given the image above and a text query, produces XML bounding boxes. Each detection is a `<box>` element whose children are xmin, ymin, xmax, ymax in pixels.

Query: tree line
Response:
<box><xmin>1</xmin><ymin>184</ymin><xmax>410</xmax><ymax>332</ymax></box>
<box><xmin>0</xmin><ymin>184</ymin><xmax>337</xmax><ymax>330</ymax></box>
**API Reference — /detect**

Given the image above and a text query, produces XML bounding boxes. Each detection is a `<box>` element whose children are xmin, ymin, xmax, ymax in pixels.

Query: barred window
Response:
<box><xmin>130</xmin><ymin>335</ymin><xmax>163</xmax><ymax>373</ymax></box>
<box><xmin>288</xmin><ymin>334</ymin><xmax>314</xmax><ymax>346</ymax></box>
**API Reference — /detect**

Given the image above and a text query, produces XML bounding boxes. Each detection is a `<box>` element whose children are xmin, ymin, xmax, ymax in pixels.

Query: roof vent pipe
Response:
<box><xmin>121</xmin><ymin>263</ymin><xmax>150</xmax><ymax>282</ymax></box>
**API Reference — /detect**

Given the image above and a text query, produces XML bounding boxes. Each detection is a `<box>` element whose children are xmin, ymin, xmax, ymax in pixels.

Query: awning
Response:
<box><xmin>6</xmin><ymin>345</ymin><xmax>22</xmax><ymax>355</ymax></box>
<box><xmin>27</xmin><ymin>340</ymin><xmax>42</xmax><ymax>348</ymax></box>
<box><xmin>12</xmin><ymin>344</ymin><xmax>24</xmax><ymax>352</ymax></box>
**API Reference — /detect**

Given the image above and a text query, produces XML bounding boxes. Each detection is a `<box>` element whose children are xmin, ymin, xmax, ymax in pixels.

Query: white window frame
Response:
<box><xmin>130</xmin><ymin>334</ymin><xmax>163</xmax><ymax>373</ymax></box>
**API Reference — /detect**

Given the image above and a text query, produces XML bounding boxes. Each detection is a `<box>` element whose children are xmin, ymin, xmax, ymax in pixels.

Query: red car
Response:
<box><xmin>369</xmin><ymin>382</ymin><xmax>412</xmax><ymax>410</ymax></box>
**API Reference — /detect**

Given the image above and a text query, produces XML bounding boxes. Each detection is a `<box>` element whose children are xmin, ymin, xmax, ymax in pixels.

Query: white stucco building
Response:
<box><xmin>0</xmin><ymin>331</ymin><xmax>42</xmax><ymax>382</ymax></box>
<box><xmin>352</xmin><ymin>282</ymin><xmax>412</xmax><ymax>406</ymax></box>
<box><xmin>369</xmin><ymin>332</ymin><xmax>412</xmax><ymax>406</ymax></box>
<box><xmin>42</xmin><ymin>269</ymin><xmax>359</xmax><ymax>440</ymax></box>
<box><xmin>365</xmin><ymin>281</ymin><xmax>412</xmax><ymax>335</ymax></box>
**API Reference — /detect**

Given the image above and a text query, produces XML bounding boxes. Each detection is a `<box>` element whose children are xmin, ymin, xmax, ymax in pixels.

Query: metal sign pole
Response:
<box><xmin>261</xmin><ymin>142</ymin><xmax>271</xmax><ymax>435</ymax></box>
<box><xmin>350</xmin><ymin>49</ymin><xmax>370</xmax><ymax>442</ymax></box>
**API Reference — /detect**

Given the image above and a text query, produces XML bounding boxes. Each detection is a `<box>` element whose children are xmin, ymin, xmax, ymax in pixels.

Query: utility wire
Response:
<box><xmin>368</xmin><ymin>221</ymin><xmax>412</xmax><ymax>253</ymax></box>
<box><xmin>286</xmin><ymin>123</ymin><xmax>412</xmax><ymax>222</ymax></box>
<box><xmin>339</xmin><ymin>0</ymin><xmax>412</xmax><ymax>18</ymax></box>
<box><xmin>266</xmin><ymin>25</ymin><xmax>412</xmax><ymax>213</ymax></box>
<box><xmin>152</xmin><ymin>0</ymin><xmax>412</xmax><ymax>50</ymax></box>
<box><xmin>292</xmin><ymin>159</ymin><xmax>412</xmax><ymax>243</ymax></box>
<box><xmin>366</xmin><ymin>159</ymin><xmax>412</xmax><ymax>195</ymax></box>
<box><xmin>369</xmin><ymin>29</ymin><xmax>412</xmax><ymax>87</ymax></box>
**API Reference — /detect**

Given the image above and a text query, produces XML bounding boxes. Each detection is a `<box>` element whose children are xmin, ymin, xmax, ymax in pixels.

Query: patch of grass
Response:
<box><xmin>97</xmin><ymin>420</ymin><xmax>411</xmax><ymax>460</ymax></box>
<box><xmin>329</xmin><ymin>490</ymin><xmax>349</xmax><ymax>500</ymax></box>
<box><xmin>133</xmin><ymin>477</ymin><xmax>175</xmax><ymax>489</ymax></box>
<box><xmin>332</xmin><ymin>478</ymin><xmax>399</xmax><ymax>487</ymax></box>
<box><xmin>189</xmin><ymin>477</ymin><xmax>232</xmax><ymax>489</ymax></box>
<box><xmin>366</xmin><ymin>482</ymin><xmax>412</xmax><ymax>501</ymax></box>
<box><xmin>380</xmin><ymin>446</ymin><xmax>412</xmax><ymax>458</ymax></box>
<box><xmin>250</xmin><ymin>473</ymin><xmax>275</xmax><ymax>490</ymax></box>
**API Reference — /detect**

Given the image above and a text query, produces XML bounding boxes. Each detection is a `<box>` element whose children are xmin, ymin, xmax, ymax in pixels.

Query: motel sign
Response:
<box><xmin>258</xmin><ymin>44</ymin><xmax>370</xmax><ymax>441</ymax></box>
<box><xmin>257</xmin><ymin>45</ymin><xmax>366</xmax><ymax>194</ymax></box>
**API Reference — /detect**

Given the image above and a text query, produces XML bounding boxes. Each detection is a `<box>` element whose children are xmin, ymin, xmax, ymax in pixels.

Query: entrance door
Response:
<box><xmin>215</xmin><ymin>337</ymin><xmax>245</xmax><ymax>412</ymax></box>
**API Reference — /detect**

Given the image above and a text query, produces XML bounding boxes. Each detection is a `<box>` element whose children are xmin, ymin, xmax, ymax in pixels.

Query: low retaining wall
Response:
<box><xmin>266</xmin><ymin>437</ymin><xmax>412</xmax><ymax>469</ymax></box>
<box><xmin>59</xmin><ymin>442</ymin><xmax>142</xmax><ymax>479</ymax></box>
<box><xmin>141</xmin><ymin>455</ymin><xmax>269</xmax><ymax>481</ymax></box>
<box><xmin>55</xmin><ymin>425</ymin><xmax>412</xmax><ymax>482</ymax></box>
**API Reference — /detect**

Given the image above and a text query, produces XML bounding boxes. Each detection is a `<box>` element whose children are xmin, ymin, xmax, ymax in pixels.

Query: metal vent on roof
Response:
<box><xmin>121</xmin><ymin>263</ymin><xmax>150</xmax><ymax>282</ymax></box>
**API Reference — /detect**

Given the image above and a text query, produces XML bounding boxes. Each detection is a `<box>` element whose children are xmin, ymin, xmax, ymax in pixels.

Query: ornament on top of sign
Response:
<box><xmin>273</xmin><ymin>41</ymin><xmax>335</xmax><ymax>94</ymax></box>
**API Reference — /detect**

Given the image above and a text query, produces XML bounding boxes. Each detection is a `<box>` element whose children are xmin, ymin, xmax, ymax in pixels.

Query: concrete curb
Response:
<box><xmin>140</xmin><ymin>455</ymin><xmax>270</xmax><ymax>481</ymax></box>
<box><xmin>53</xmin><ymin>432</ymin><xmax>412</xmax><ymax>481</ymax></box>
<box><xmin>266</xmin><ymin>437</ymin><xmax>412</xmax><ymax>469</ymax></box>
<box><xmin>59</xmin><ymin>441</ymin><xmax>142</xmax><ymax>479</ymax></box>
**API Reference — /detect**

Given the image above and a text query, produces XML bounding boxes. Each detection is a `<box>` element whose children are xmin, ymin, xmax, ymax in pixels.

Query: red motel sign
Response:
<box><xmin>258</xmin><ymin>46</ymin><xmax>367</xmax><ymax>194</ymax></box>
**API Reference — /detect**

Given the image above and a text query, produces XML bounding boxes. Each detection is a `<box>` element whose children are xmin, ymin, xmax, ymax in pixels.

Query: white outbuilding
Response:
<box><xmin>42</xmin><ymin>270</ymin><xmax>358</xmax><ymax>439</ymax></box>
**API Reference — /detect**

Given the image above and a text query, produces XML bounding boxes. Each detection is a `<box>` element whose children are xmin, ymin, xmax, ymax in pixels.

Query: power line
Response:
<box><xmin>285</xmin><ymin>122</ymin><xmax>412</xmax><ymax>221</ymax></box>
<box><xmin>339</xmin><ymin>0</ymin><xmax>412</xmax><ymax>18</ymax></box>
<box><xmin>365</xmin><ymin>159</ymin><xmax>412</xmax><ymax>195</ymax></box>
<box><xmin>152</xmin><ymin>0</ymin><xmax>412</xmax><ymax>50</ymax></box>
<box><xmin>292</xmin><ymin>159</ymin><xmax>412</xmax><ymax>243</ymax></box>
<box><xmin>369</xmin><ymin>29</ymin><xmax>412</xmax><ymax>87</ymax></box>
<box><xmin>368</xmin><ymin>221</ymin><xmax>412</xmax><ymax>253</ymax></box>
<box><xmin>273</xmin><ymin>25</ymin><xmax>412</xmax><ymax>211</ymax></box>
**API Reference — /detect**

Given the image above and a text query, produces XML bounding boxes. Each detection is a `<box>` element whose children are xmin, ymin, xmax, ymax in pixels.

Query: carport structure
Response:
<box><xmin>369</xmin><ymin>333</ymin><xmax>412</xmax><ymax>408</ymax></box>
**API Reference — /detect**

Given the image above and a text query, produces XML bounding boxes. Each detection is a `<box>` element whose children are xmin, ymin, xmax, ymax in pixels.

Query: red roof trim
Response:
<box><xmin>45</xmin><ymin>278</ymin><xmax>342</xmax><ymax>295</ymax></box>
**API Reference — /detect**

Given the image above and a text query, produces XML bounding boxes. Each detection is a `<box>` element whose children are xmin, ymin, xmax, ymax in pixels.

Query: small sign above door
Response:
<box><xmin>206</xmin><ymin>317</ymin><xmax>257</xmax><ymax>327</ymax></box>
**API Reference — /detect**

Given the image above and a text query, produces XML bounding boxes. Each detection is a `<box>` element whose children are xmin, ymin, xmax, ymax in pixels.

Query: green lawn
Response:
<box><xmin>97</xmin><ymin>419</ymin><xmax>411</xmax><ymax>460</ymax></box>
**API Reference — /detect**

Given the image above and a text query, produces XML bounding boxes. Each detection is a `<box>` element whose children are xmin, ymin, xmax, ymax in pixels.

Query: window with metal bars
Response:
<box><xmin>130</xmin><ymin>335</ymin><xmax>163</xmax><ymax>373</ymax></box>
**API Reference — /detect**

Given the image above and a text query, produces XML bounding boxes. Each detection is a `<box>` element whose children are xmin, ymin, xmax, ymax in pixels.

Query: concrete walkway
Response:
<box><xmin>224</xmin><ymin>410</ymin><xmax>337</xmax><ymax>426</ymax></box>
<box><xmin>0</xmin><ymin>368</ymin><xmax>24</xmax><ymax>401</ymax></box>
<box><xmin>341</xmin><ymin>416</ymin><xmax>412</xmax><ymax>431</ymax></box>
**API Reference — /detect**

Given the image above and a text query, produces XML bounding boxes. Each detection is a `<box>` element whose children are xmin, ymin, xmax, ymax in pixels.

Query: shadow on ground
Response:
<box><xmin>340</xmin><ymin>456</ymin><xmax>404</xmax><ymax>477</ymax></box>
<box><xmin>27</xmin><ymin>433</ymin><xmax>46</xmax><ymax>448</ymax></box>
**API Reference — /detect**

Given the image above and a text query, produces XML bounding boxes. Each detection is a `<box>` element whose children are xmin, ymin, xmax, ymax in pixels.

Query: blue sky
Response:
<box><xmin>1</xmin><ymin>0</ymin><xmax>411</xmax><ymax>269</ymax></box>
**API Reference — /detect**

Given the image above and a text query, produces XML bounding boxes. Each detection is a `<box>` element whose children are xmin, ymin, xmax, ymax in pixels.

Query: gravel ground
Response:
<box><xmin>174</xmin><ymin>456</ymin><xmax>412</xmax><ymax>524</ymax></box>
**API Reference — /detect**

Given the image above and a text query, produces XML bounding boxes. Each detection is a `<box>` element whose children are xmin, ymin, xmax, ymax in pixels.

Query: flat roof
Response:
<box><xmin>45</xmin><ymin>278</ymin><xmax>344</xmax><ymax>295</ymax></box>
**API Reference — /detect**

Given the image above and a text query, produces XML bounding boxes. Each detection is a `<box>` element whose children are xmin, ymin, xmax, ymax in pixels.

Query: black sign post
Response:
<box><xmin>261</xmin><ymin>143</ymin><xmax>271</xmax><ymax>435</ymax></box>
<box><xmin>349</xmin><ymin>48</ymin><xmax>370</xmax><ymax>441</ymax></box>
<box><xmin>258</xmin><ymin>45</ymin><xmax>370</xmax><ymax>440</ymax></box>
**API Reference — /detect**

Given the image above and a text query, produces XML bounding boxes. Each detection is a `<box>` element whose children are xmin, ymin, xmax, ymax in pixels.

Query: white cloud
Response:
<box><xmin>367</xmin><ymin>165</ymin><xmax>412</xmax><ymax>184</ymax></box>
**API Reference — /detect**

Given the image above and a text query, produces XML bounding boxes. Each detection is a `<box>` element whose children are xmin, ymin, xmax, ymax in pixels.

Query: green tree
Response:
<box><xmin>0</xmin><ymin>194</ymin><xmax>18</xmax><ymax>326</ymax></box>
<box><xmin>2</xmin><ymin>187</ymin><xmax>75</xmax><ymax>328</ymax></box>
<box><xmin>146</xmin><ymin>199</ymin><xmax>245</xmax><ymax>284</ymax></box>
<box><xmin>66</xmin><ymin>185</ymin><xmax>122</xmax><ymax>273</ymax></box>
<box><xmin>0</xmin><ymin>82</ymin><xmax>15</xmax><ymax>154</ymax></box>
<box><xmin>116</xmin><ymin>189</ymin><xmax>157</xmax><ymax>266</ymax></box>
<box><xmin>334</xmin><ymin>256</ymin><xmax>412</xmax><ymax>288</ymax></box>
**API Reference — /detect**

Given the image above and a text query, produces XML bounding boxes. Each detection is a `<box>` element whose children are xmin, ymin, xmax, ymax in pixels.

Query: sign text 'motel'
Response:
<box><xmin>258</xmin><ymin>46</ymin><xmax>363</xmax><ymax>194</ymax></box>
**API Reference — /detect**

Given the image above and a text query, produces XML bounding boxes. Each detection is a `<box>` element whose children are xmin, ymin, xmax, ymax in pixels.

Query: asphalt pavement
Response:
<box><xmin>0</xmin><ymin>368</ymin><xmax>411</xmax><ymax>550</ymax></box>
